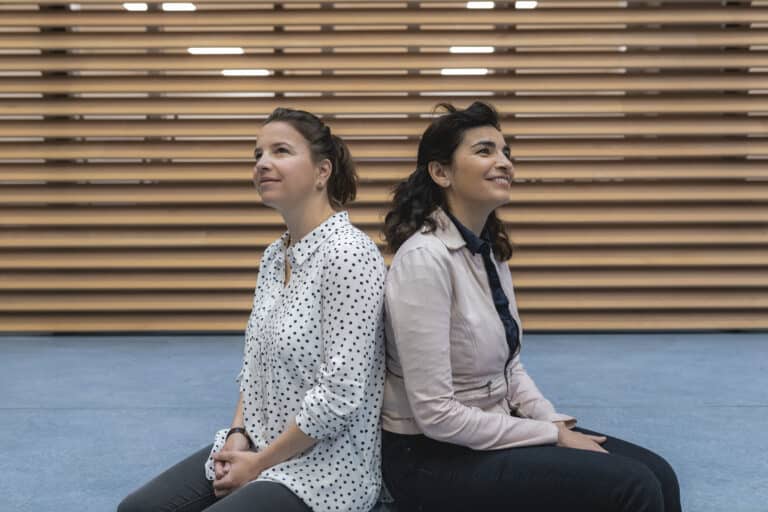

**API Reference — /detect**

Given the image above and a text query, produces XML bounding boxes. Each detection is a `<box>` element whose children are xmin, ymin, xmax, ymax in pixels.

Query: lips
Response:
<box><xmin>486</xmin><ymin>175</ymin><xmax>511</xmax><ymax>185</ymax></box>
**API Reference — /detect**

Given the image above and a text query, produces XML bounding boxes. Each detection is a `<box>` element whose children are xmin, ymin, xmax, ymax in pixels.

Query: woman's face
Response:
<box><xmin>443</xmin><ymin>125</ymin><xmax>515</xmax><ymax>211</ymax></box>
<box><xmin>252</xmin><ymin>121</ymin><xmax>325</xmax><ymax>212</ymax></box>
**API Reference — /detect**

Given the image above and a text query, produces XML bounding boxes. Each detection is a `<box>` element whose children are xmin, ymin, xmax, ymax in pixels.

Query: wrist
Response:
<box><xmin>247</xmin><ymin>451</ymin><xmax>269</xmax><ymax>478</ymax></box>
<box><xmin>226</xmin><ymin>426</ymin><xmax>253</xmax><ymax>448</ymax></box>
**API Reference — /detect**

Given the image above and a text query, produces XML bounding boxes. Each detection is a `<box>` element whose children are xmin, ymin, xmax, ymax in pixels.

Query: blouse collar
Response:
<box><xmin>282</xmin><ymin>210</ymin><xmax>350</xmax><ymax>267</ymax></box>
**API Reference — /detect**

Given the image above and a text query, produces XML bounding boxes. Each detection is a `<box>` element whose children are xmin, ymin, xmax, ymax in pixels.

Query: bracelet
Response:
<box><xmin>226</xmin><ymin>427</ymin><xmax>253</xmax><ymax>448</ymax></box>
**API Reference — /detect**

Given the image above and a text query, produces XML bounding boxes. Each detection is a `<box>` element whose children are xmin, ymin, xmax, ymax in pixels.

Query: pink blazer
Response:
<box><xmin>382</xmin><ymin>208</ymin><xmax>576</xmax><ymax>449</ymax></box>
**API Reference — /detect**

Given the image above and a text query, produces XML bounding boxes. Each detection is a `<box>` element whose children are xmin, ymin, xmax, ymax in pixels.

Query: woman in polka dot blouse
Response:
<box><xmin>379</xmin><ymin>101</ymin><xmax>681</xmax><ymax>512</ymax></box>
<box><xmin>118</xmin><ymin>108</ymin><xmax>387</xmax><ymax>512</ymax></box>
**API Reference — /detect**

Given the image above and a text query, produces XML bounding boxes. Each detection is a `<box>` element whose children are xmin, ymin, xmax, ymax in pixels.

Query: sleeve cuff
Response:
<box><xmin>549</xmin><ymin>412</ymin><xmax>577</xmax><ymax>429</ymax></box>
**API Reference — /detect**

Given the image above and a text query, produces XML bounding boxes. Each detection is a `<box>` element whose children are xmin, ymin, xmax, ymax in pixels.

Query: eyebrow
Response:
<box><xmin>253</xmin><ymin>141</ymin><xmax>294</xmax><ymax>156</ymax></box>
<box><xmin>471</xmin><ymin>140</ymin><xmax>511</xmax><ymax>153</ymax></box>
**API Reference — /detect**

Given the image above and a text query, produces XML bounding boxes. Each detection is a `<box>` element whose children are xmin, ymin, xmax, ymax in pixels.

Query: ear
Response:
<box><xmin>316</xmin><ymin>158</ymin><xmax>332</xmax><ymax>188</ymax></box>
<box><xmin>427</xmin><ymin>161</ymin><xmax>451</xmax><ymax>189</ymax></box>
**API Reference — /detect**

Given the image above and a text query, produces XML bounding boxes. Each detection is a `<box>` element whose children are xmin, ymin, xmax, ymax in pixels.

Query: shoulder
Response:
<box><xmin>390</xmin><ymin>228</ymin><xmax>451</xmax><ymax>270</ymax></box>
<box><xmin>327</xmin><ymin>221</ymin><xmax>384</xmax><ymax>262</ymax></box>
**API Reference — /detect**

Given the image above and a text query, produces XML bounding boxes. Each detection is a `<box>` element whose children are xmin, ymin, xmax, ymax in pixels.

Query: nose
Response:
<box><xmin>253</xmin><ymin>154</ymin><xmax>271</xmax><ymax>178</ymax></box>
<box><xmin>498</xmin><ymin>151</ymin><xmax>514</xmax><ymax>178</ymax></box>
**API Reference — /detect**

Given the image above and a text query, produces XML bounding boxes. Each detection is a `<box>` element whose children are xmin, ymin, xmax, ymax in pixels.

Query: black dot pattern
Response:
<box><xmin>204</xmin><ymin>211</ymin><xmax>387</xmax><ymax>512</ymax></box>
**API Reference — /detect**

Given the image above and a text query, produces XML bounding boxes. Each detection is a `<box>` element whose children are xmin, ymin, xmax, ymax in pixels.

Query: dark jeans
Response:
<box><xmin>117</xmin><ymin>444</ymin><xmax>310</xmax><ymax>512</ymax></box>
<box><xmin>382</xmin><ymin>428</ymin><xmax>681</xmax><ymax>512</ymax></box>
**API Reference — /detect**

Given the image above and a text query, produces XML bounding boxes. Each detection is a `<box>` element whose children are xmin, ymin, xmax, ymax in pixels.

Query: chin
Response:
<box><xmin>257</xmin><ymin>192</ymin><xmax>282</xmax><ymax>210</ymax></box>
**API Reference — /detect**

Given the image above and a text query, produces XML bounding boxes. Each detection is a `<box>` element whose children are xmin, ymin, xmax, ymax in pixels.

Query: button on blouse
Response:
<box><xmin>204</xmin><ymin>211</ymin><xmax>387</xmax><ymax>512</ymax></box>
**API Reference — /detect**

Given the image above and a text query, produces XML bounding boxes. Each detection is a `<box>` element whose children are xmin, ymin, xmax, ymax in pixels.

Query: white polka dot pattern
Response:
<box><xmin>204</xmin><ymin>211</ymin><xmax>387</xmax><ymax>512</ymax></box>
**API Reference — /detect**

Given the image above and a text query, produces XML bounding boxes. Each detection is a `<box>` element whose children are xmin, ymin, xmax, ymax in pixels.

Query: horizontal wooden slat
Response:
<box><xmin>4</xmin><ymin>116</ymin><xmax>767</xmax><ymax>137</ymax></box>
<box><xmin>3</xmin><ymin>205</ymin><xmax>766</xmax><ymax>226</ymax></box>
<box><xmin>2</xmin><ymin>73</ymin><xmax>765</xmax><ymax>94</ymax></box>
<box><xmin>2</xmin><ymin>95</ymin><xmax>764</xmax><ymax>116</ymax></box>
<box><xmin>2</xmin><ymin>139</ymin><xmax>766</xmax><ymax>159</ymax></box>
<box><xmin>3</xmin><ymin>289</ymin><xmax>767</xmax><ymax>312</ymax></box>
<box><xmin>1</xmin><ymin>29</ymin><xmax>766</xmax><ymax>50</ymax></box>
<box><xmin>2</xmin><ymin>2</ymin><xmax>766</xmax><ymax>333</ymax></box>
<box><xmin>0</xmin><ymin>51</ymin><xmax>765</xmax><ymax>72</ymax></box>
<box><xmin>0</xmin><ymin>182</ymin><xmax>765</xmax><ymax>205</ymax></box>
<box><xmin>4</xmin><ymin>8</ymin><xmax>766</xmax><ymax>27</ymax></box>
<box><xmin>0</xmin><ymin>248</ymin><xmax>766</xmax><ymax>269</ymax></box>
<box><xmin>5</xmin><ymin>268</ymin><xmax>768</xmax><ymax>291</ymax></box>
<box><xmin>1</xmin><ymin>226</ymin><xmax>766</xmax><ymax>249</ymax></box>
<box><xmin>1</xmin><ymin>311</ymin><xmax>766</xmax><ymax>332</ymax></box>
<box><xmin>1</xmin><ymin>161</ymin><xmax>767</xmax><ymax>182</ymax></box>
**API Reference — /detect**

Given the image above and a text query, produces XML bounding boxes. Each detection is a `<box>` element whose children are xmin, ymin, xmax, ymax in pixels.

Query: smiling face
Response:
<box><xmin>436</xmin><ymin>125</ymin><xmax>515</xmax><ymax>214</ymax></box>
<box><xmin>252</xmin><ymin>121</ymin><xmax>329</xmax><ymax>213</ymax></box>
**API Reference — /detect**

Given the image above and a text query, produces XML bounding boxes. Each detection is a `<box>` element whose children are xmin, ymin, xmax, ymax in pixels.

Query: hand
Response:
<box><xmin>214</xmin><ymin>432</ymin><xmax>251</xmax><ymax>484</ymax></box>
<box><xmin>212</xmin><ymin>450</ymin><xmax>265</xmax><ymax>498</ymax></box>
<box><xmin>556</xmin><ymin>425</ymin><xmax>609</xmax><ymax>454</ymax></box>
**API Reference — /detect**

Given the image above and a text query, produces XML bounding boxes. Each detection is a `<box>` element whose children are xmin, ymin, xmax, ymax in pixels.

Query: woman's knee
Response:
<box><xmin>614</xmin><ymin>462</ymin><xmax>665</xmax><ymax>512</ymax></box>
<box><xmin>116</xmin><ymin>492</ymin><xmax>142</xmax><ymax>512</ymax></box>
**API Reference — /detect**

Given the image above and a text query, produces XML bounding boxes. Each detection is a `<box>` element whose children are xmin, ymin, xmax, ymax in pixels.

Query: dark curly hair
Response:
<box><xmin>264</xmin><ymin>107</ymin><xmax>357</xmax><ymax>210</ymax></box>
<box><xmin>383</xmin><ymin>101</ymin><xmax>513</xmax><ymax>261</ymax></box>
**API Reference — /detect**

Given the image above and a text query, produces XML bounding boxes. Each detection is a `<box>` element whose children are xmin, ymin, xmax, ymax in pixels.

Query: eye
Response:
<box><xmin>276</xmin><ymin>147</ymin><xmax>290</xmax><ymax>153</ymax></box>
<box><xmin>253</xmin><ymin>150</ymin><xmax>262</xmax><ymax>160</ymax></box>
<box><xmin>476</xmin><ymin>147</ymin><xmax>491</xmax><ymax>155</ymax></box>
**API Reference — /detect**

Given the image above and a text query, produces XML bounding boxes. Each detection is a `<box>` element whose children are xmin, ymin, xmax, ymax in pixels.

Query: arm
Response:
<box><xmin>498</xmin><ymin>263</ymin><xmax>577</xmax><ymax>429</ymax></box>
<box><xmin>294</xmin><ymin>238</ymin><xmax>386</xmax><ymax>440</ymax></box>
<box><xmin>386</xmin><ymin>247</ymin><xmax>559</xmax><ymax>450</ymax></box>
<box><xmin>506</xmin><ymin>357</ymin><xmax>576</xmax><ymax>428</ymax></box>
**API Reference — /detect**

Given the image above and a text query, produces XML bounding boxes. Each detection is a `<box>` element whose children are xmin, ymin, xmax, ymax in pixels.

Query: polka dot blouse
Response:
<box><xmin>204</xmin><ymin>211</ymin><xmax>387</xmax><ymax>512</ymax></box>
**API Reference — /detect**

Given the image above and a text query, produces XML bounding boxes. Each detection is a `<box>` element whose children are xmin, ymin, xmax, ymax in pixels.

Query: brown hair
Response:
<box><xmin>383</xmin><ymin>101</ymin><xmax>513</xmax><ymax>261</ymax></box>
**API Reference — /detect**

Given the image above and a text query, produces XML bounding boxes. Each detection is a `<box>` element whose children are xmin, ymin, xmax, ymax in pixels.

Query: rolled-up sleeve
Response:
<box><xmin>386</xmin><ymin>246</ymin><xmax>560</xmax><ymax>450</ymax></box>
<box><xmin>295</xmin><ymin>239</ymin><xmax>386</xmax><ymax>440</ymax></box>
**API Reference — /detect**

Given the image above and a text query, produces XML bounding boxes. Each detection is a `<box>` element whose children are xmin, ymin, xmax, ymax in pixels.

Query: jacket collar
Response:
<box><xmin>428</xmin><ymin>207</ymin><xmax>467</xmax><ymax>251</ymax></box>
<box><xmin>282</xmin><ymin>210</ymin><xmax>349</xmax><ymax>267</ymax></box>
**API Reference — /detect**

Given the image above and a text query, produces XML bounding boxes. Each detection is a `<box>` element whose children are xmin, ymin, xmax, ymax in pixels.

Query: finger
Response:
<box><xmin>591</xmin><ymin>443</ymin><xmax>610</xmax><ymax>454</ymax></box>
<box><xmin>213</xmin><ymin>450</ymin><xmax>235</xmax><ymax>463</ymax></box>
<box><xmin>214</xmin><ymin>460</ymin><xmax>226</xmax><ymax>479</ymax></box>
<box><xmin>213</xmin><ymin>486</ymin><xmax>231</xmax><ymax>498</ymax></box>
<box><xmin>213</xmin><ymin>474</ymin><xmax>233</xmax><ymax>492</ymax></box>
<box><xmin>588</xmin><ymin>435</ymin><xmax>608</xmax><ymax>444</ymax></box>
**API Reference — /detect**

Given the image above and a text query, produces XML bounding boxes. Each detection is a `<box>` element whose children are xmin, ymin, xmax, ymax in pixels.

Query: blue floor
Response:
<box><xmin>1</xmin><ymin>332</ymin><xmax>766</xmax><ymax>512</ymax></box>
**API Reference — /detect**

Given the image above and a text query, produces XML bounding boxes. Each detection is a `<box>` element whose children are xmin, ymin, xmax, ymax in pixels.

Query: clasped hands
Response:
<box><xmin>212</xmin><ymin>434</ymin><xmax>266</xmax><ymax>498</ymax></box>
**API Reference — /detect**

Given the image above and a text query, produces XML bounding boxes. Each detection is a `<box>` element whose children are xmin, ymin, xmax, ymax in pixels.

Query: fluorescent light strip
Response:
<box><xmin>162</xmin><ymin>2</ymin><xmax>196</xmax><ymax>11</ymax></box>
<box><xmin>122</xmin><ymin>2</ymin><xmax>148</xmax><ymax>11</ymax></box>
<box><xmin>515</xmin><ymin>1</ymin><xmax>538</xmax><ymax>8</ymax></box>
<box><xmin>222</xmin><ymin>69</ymin><xmax>271</xmax><ymax>77</ymax></box>
<box><xmin>188</xmin><ymin>47</ymin><xmax>244</xmax><ymax>55</ymax></box>
<box><xmin>449</xmin><ymin>46</ymin><xmax>495</xmax><ymax>54</ymax></box>
<box><xmin>467</xmin><ymin>1</ymin><xmax>494</xmax><ymax>8</ymax></box>
<box><xmin>440</xmin><ymin>68</ymin><xmax>489</xmax><ymax>76</ymax></box>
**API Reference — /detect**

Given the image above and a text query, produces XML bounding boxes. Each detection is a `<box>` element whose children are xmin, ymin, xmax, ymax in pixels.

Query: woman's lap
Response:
<box><xmin>117</xmin><ymin>444</ymin><xmax>309</xmax><ymax>512</ymax></box>
<box><xmin>382</xmin><ymin>428</ymin><xmax>680</xmax><ymax>512</ymax></box>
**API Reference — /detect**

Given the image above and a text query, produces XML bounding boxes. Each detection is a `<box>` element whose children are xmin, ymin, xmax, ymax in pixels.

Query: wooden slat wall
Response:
<box><xmin>1</xmin><ymin>0</ymin><xmax>766</xmax><ymax>332</ymax></box>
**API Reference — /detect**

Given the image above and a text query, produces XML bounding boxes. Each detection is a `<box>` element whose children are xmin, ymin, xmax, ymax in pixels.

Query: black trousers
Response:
<box><xmin>382</xmin><ymin>428</ymin><xmax>681</xmax><ymax>512</ymax></box>
<box><xmin>117</xmin><ymin>444</ymin><xmax>310</xmax><ymax>512</ymax></box>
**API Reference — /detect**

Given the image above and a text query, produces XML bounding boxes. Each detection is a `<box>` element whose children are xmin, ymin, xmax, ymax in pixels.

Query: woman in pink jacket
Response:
<box><xmin>380</xmin><ymin>101</ymin><xmax>681</xmax><ymax>512</ymax></box>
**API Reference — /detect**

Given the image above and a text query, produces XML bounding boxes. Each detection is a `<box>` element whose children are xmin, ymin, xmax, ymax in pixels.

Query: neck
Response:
<box><xmin>446</xmin><ymin>199</ymin><xmax>491</xmax><ymax>237</ymax></box>
<box><xmin>280</xmin><ymin>196</ymin><xmax>337</xmax><ymax>245</ymax></box>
